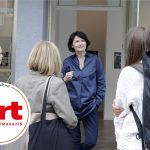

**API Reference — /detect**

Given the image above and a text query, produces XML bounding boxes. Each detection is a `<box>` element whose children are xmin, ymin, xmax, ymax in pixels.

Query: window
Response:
<box><xmin>0</xmin><ymin>0</ymin><xmax>14</xmax><ymax>82</ymax></box>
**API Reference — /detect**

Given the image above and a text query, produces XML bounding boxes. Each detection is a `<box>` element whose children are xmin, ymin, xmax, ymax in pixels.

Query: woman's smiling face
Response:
<box><xmin>72</xmin><ymin>36</ymin><xmax>87</xmax><ymax>52</ymax></box>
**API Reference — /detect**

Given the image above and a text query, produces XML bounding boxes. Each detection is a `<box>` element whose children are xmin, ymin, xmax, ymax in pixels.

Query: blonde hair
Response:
<box><xmin>28</xmin><ymin>41</ymin><xmax>61</xmax><ymax>77</ymax></box>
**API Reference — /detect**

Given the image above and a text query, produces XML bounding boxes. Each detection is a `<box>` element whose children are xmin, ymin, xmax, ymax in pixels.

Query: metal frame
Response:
<box><xmin>11</xmin><ymin>0</ymin><xmax>17</xmax><ymax>83</ymax></box>
<box><xmin>57</xmin><ymin>0</ymin><xmax>122</xmax><ymax>7</ymax></box>
<box><xmin>49</xmin><ymin>0</ymin><xmax>124</xmax><ymax>43</ymax></box>
<box><xmin>55</xmin><ymin>0</ymin><xmax>122</xmax><ymax>11</ymax></box>
<box><xmin>56</xmin><ymin>5</ymin><xmax>122</xmax><ymax>11</ymax></box>
<box><xmin>137</xmin><ymin>0</ymin><xmax>140</xmax><ymax>26</ymax></box>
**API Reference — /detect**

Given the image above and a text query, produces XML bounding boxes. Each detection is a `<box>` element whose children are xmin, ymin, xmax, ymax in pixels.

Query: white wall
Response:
<box><xmin>139</xmin><ymin>0</ymin><xmax>150</xmax><ymax>27</ymax></box>
<box><xmin>51</xmin><ymin>1</ymin><xmax>77</xmax><ymax>62</ymax></box>
<box><xmin>57</xmin><ymin>10</ymin><xmax>77</xmax><ymax>61</ymax></box>
<box><xmin>12</xmin><ymin>0</ymin><xmax>48</xmax><ymax>82</ymax></box>
<box><xmin>104</xmin><ymin>6</ymin><xmax>126</xmax><ymax>120</ymax></box>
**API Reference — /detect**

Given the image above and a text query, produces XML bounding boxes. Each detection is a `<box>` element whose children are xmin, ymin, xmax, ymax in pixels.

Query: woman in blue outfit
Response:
<box><xmin>62</xmin><ymin>31</ymin><xmax>106</xmax><ymax>150</ymax></box>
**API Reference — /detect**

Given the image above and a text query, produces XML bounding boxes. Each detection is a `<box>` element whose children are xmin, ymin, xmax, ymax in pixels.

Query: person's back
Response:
<box><xmin>114</xmin><ymin>26</ymin><xmax>147</xmax><ymax>150</ymax></box>
<box><xmin>16</xmin><ymin>72</ymin><xmax>77</xmax><ymax>128</ymax></box>
<box><xmin>114</xmin><ymin>65</ymin><xmax>143</xmax><ymax>150</ymax></box>
<box><xmin>0</xmin><ymin>41</ymin><xmax>77</xmax><ymax>150</ymax></box>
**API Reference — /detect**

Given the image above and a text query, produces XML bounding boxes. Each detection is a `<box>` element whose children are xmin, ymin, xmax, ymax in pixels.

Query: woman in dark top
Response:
<box><xmin>62</xmin><ymin>31</ymin><xmax>106</xmax><ymax>150</ymax></box>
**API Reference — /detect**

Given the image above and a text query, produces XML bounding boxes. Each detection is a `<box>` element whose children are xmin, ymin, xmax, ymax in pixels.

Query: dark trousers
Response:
<box><xmin>71</xmin><ymin>108</ymin><xmax>99</xmax><ymax>150</ymax></box>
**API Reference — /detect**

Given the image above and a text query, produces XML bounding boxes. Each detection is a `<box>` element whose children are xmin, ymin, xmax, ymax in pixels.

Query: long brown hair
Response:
<box><xmin>125</xmin><ymin>26</ymin><xmax>147</xmax><ymax>66</ymax></box>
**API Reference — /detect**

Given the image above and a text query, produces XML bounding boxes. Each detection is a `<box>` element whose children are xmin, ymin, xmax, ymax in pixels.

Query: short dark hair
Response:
<box><xmin>67</xmin><ymin>31</ymin><xmax>91</xmax><ymax>52</ymax></box>
<box><xmin>125</xmin><ymin>26</ymin><xmax>147</xmax><ymax>66</ymax></box>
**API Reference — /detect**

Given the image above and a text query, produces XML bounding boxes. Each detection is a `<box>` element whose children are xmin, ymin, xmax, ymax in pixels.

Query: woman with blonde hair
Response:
<box><xmin>3</xmin><ymin>41</ymin><xmax>77</xmax><ymax>150</ymax></box>
<box><xmin>27</xmin><ymin>41</ymin><xmax>61</xmax><ymax>77</ymax></box>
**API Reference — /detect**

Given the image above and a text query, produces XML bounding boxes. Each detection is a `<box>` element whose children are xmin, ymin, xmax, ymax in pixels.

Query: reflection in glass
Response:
<box><xmin>0</xmin><ymin>0</ymin><xmax>14</xmax><ymax>82</ymax></box>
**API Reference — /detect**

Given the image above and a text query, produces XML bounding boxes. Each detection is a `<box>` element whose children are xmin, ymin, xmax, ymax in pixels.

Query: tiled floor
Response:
<box><xmin>94</xmin><ymin>119</ymin><xmax>116</xmax><ymax>150</ymax></box>
<box><xmin>81</xmin><ymin>113</ymin><xmax>117</xmax><ymax>150</ymax></box>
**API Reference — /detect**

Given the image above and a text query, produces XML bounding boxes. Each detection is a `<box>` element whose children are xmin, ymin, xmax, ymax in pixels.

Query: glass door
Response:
<box><xmin>0</xmin><ymin>0</ymin><xmax>14</xmax><ymax>82</ymax></box>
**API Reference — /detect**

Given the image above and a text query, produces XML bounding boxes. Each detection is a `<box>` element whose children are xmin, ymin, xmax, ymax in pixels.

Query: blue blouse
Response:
<box><xmin>62</xmin><ymin>52</ymin><xmax>106</xmax><ymax>118</ymax></box>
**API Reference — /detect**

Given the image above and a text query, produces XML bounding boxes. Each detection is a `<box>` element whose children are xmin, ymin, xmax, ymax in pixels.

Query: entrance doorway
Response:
<box><xmin>50</xmin><ymin>0</ymin><xmax>127</xmax><ymax>120</ymax></box>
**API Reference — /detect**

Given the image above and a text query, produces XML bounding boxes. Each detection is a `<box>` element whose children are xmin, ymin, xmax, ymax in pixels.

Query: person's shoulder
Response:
<box><xmin>122</xmin><ymin>66</ymin><xmax>138</xmax><ymax>72</ymax></box>
<box><xmin>86</xmin><ymin>52</ymin><xmax>99</xmax><ymax>61</ymax></box>
<box><xmin>15</xmin><ymin>75</ymin><xmax>29</xmax><ymax>84</ymax></box>
<box><xmin>64</xmin><ymin>54</ymin><xmax>75</xmax><ymax>60</ymax></box>
<box><xmin>63</xmin><ymin>54</ymin><xmax>74</xmax><ymax>62</ymax></box>
<box><xmin>87</xmin><ymin>52</ymin><xmax>97</xmax><ymax>57</ymax></box>
<box><xmin>15</xmin><ymin>75</ymin><xmax>31</xmax><ymax>88</ymax></box>
<box><xmin>51</xmin><ymin>76</ymin><xmax>65</xmax><ymax>86</ymax></box>
<box><xmin>120</xmin><ymin>66</ymin><xmax>142</xmax><ymax>77</ymax></box>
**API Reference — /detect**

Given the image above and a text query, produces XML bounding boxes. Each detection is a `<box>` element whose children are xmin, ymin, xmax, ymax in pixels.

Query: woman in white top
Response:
<box><xmin>113</xmin><ymin>26</ymin><xmax>149</xmax><ymax>150</ymax></box>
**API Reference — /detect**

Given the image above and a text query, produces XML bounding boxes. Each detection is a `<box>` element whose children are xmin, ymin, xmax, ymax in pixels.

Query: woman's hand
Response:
<box><xmin>63</xmin><ymin>71</ymin><xmax>74</xmax><ymax>82</ymax></box>
<box><xmin>112</xmin><ymin>101</ymin><xmax>124</xmax><ymax>117</ymax></box>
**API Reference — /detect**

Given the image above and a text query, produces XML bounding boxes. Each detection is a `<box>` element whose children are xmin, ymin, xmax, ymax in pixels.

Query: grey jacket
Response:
<box><xmin>15</xmin><ymin>71</ymin><xmax>77</xmax><ymax>128</ymax></box>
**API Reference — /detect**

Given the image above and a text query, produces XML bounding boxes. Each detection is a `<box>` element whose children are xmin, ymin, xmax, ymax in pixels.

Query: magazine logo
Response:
<box><xmin>0</xmin><ymin>82</ymin><xmax>31</xmax><ymax>145</ymax></box>
<box><xmin>0</xmin><ymin>102</ymin><xmax>22</xmax><ymax>120</ymax></box>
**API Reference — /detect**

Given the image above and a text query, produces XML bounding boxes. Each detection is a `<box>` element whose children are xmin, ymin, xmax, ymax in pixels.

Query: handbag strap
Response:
<box><xmin>41</xmin><ymin>76</ymin><xmax>52</xmax><ymax>121</ymax></box>
<box><xmin>129</xmin><ymin>104</ymin><xmax>145</xmax><ymax>150</ymax></box>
